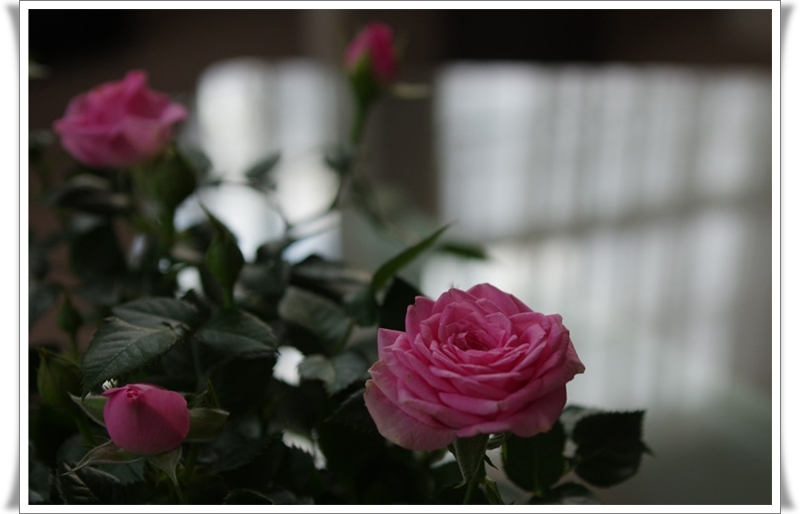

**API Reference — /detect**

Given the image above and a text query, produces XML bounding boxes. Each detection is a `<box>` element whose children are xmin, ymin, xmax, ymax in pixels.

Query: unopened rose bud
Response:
<box><xmin>344</xmin><ymin>22</ymin><xmax>398</xmax><ymax>107</ymax></box>
<box><xmin>102</xmin><ymin>383</ymin><xmax>190</xmax><ymax>456</ymax></box>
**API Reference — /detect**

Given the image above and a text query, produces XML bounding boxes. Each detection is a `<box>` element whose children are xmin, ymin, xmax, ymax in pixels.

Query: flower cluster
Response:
<box><xmin>29</xmin><ymin>21</ymin><xmax>647</xmax><ymax>506</ymax></box>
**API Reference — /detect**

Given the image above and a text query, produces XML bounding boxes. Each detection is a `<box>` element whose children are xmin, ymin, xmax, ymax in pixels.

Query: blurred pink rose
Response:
<box><xmin>344</xmin><ymin>22</ymin><xmax>397</xmax><ymax>86</ymax></box>
<box><xmin>53</xmin><ymin>70</ymin><xmax>187</xmax><ymax>168</ymax></box>
<box><xmin>364</xmin><ymin>284</ymin><xmax>585</xmax><ymax>451</ymax></box>
<box><xmin>102</xmin><ymin>383</ymin><xmax>190</xmax><ymax>456</ymax></box>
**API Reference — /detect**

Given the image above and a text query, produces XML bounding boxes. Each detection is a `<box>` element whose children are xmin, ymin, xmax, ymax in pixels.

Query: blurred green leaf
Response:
<box><xmin>435</xmin><ymin>242</ymin><xmax>488</xmax><ymax>260</ymax></box>
<box><xmin>205</xmin><ymin>355</ymin><xmax>276</xmax><ymax>414</ymax></box>
<box><xmin>528</xmin><ymin>482</ymin><xmax>602</xmax><ymax>505</ymax></box>
<box><xmin>196</xmin><ymin>308</ymin><xmax>278</xmax><ymax>357</ymax></box>
<box><xmin>378</xmin><ymin>276</ymin><xmax>421</xmax><ymax>331</ymax></box>
<box><xmin>502</xmin><ymin>422</ymin><xmax>567</xmax><ymax>495</ymax></box>
<box><xmin>81</xmin><ymin>318</ymin><xmax>184</xmax><ymax>395</ymax></box>
<box><xmin>69</xmin><ymin>221</ymin><xmax>126</xmax><ymax>281</ymax></box>
<box><xmin>371</xmin><ymin>225</ymin><xmax>449</xmax><ymax>293</ymax></box>
<box><xmin>327</xmin><ymin>387</ymin><xmax>378</xmax><ymax>433</ymax></box>
<box><xmin>298</xmin><ymin>351</ymin><xmax>369</xmax><ymax>395</ymax></box>
<box><xmin>29</xmin><ymin>441</ymin><xmax>52</xmax><ymax>504</ymax></box>
<box><xmin>244</xmin><ymin>153</ymin><xmax>281</xmax><ymax>191</ymax></box>
<box><xmin>343</xmin><ymin>285</ymin><xmax>378</xmax><ymax>326</ymax></box>
<box><xmin>224</xmin><ymin>488</ymin><xmax>274</xmax><ymax>504</ymax></box>
<box><xmin>572</xmin><ymin>410</ymin><xmax>649</xmax><ymax>488</ymax></box>
<box><xmin>203</xmin><ymin>209</ymin><xmax>244</xmax><ymax>306</ymax></box>
<box><xmin>324</xmin><ymin>145</ymin><xmax>355</xmax><ymax>175</ymax></box>
<box><xmin>278</xmin><ymin>286</ymin><xmax>351</xmax><ymax>355</ymax></box>
<box><xmin>50</xmin><ymin>174</ymin><xmax>132</xmax><ymax>216</ymax></box>
<box><xmin>29</xmin><ymin>281</ymin><xmax>59</xmax><ymax>328</ymax></box>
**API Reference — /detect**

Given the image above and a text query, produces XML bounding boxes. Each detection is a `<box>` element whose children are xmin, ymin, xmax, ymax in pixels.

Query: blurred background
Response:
<box><xmin>27</xmin><ymin>8</ymin><xmax>773</xmax><ymax>505</ymax></box>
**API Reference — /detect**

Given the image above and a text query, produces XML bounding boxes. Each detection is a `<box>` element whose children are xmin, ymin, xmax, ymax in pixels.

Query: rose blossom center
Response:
<box><xmin>453</xmin><ymin>332</ymin><xmax>490</xmax><ymax>352</ymax></box>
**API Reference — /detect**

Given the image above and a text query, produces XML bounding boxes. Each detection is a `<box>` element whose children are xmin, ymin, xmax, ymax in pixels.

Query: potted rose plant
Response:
<box><xmin>28</xmin><ymin>21</ymin><xmax>649</xmax><ymax>505</ymax></box>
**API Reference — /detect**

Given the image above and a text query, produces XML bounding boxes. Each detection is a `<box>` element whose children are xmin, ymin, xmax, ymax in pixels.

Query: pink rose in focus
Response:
<box><xmin>102</xmin><ymin>383</ymin><xmax>190</xmax><ymax>456</ymax></box>
<box><xmin>53</xmin><ymin>70</ymin><xmax>187</xmax><ymax>169</ymax></box>
<box><xmin>364</xmin><ymin>284</ymin><xmax>585</xmax><ymax>451</ymax></box>
<box><xmin>344</xmin><ymin>22</ymin><xmax>397</xmax><ymax>86</ymax></box>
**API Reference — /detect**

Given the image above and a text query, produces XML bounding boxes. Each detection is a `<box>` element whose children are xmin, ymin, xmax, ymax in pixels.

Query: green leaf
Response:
<box><xmin>146</xmin><ymin>445</ymin><xmax>182</xmax><ymax>489</ymax></box>
<box><xmin>435</xmin><ymin>242</ymin><xmax>488</xmax><ymax>260</ymax></box>
<box><xmin>29</xmin><ymin>441</ymin><xmax>52</xmax><ymax>504</ymax></box>
<box><xmin>572</xmin><ymin>410</ymin><xmax>649</xmax><ymax>488</ymax></box>
<box><xmin>56</xmin><ymin>462</ymin><xmax>126</xmax><ymax>504</ymax></box>
<box><xmin>67</xmin><ymin>441</ymin><xmax>142</xmax><ymax>475</ymax></box>
<box><xmin>206</xmin><ymin>355</ymin><xmax>276</xmax><ymax>414</ymax></box>
<box><xmin>371</xmin><ymin>224</ymin><xmax>450</xmax><ymax>293</ymax></box>
<box><xmin>69</xmin><ymin>393</ymin><xmax>107</xmax><ymax>427</ymax></box>
<box><xmin>244</xmin><ymin>153</ymin><xmax>281</xmax><ymax>190</ymax></box>
<box><xmin>483</xmin><ymin>476</ymin><xmax>505</xmax><ymax>505</ymax></box>
<box><xmin>81</xmin><ymin>318</ymin><xmax>184</xmax><ymax>395</ymax></box>
<box><xmin>298</xmin><ymin>352</ymin><xmax>369</xmax><ymax>395</ymax></box>
<box><xmin>327</xmin><ymin>386</ymin><xmax>379</xmax><ymax>433</ymax></box>
<box><xmin>224</xmin><ymin>488</ymin><xmax>274</xmax><ymax>504</ymax></box>
<box><xmin>452</xmin><ymin>434</ymin><xmax>489</xmax><ymax>487</ymax></box>
<box><xmin>503</xmin><ymin>422</ymin><xmax>567</xmax><ymax>495</ymax></box>
<box><xmin>278</xmin><ymin>286</ymin><xmax>351</xmax><ymax>354</ymax></box>
<box><xmin>378</xmin><ymin>276</ymin><xmax>422</xmax><ymax>331</ymax></box>
<box><xmin>69</xmin><ymin>221</ymin><xmax>126</xmax><ymax>281</ymax></box>
<box><xmin>97</xmin><ymin>459</ymin><xmax>146</xmax><ymax>486</ymax></box>
<box><xmin>528</xmin><ymin>481</ymin><xmax>602</xmax><ymax>505</ymax></box>
<box><xmin>196</xmin><ymin>308</ymin><xmax>278</xmax><ymax>357</ymax></box>
<box><xmin>273</xmin><ymin>446</ymin><xmax>323</xmax><ymax>498</ymax></box>
<box><xmin>203</xmin><ymin>208</ymin><xmax>245</xmax><ymax>305</ymax></box>
<box><xmin>29</xmin><ymin>281</ymin><xmax>59</xmax><ymax>328</ymax></box>
<box><xmin>50</xmin><ymin>174</ymin><xmax>132</xmax><ymax>216</ymax></box>
<box><xmin>186</xmin><ymin>407</ymin><xmax>229</xmax><ymax>442</ymax></box>
<box><xmin>147</xmin><ymin>149</ymin><xmax>198</xmax><ymax>212</ymax></box>
<box><xmin>343</xmin><ymin>284</ymin><xmax>378</xmax><ymax>326</ymax></box>
<box><xmin>111</xmin><ymin>297</ymin><xmax>201</xmax><ymax>329</ymax></box>
<box><xmin>324</xmin><ymin>145</ymin><xmax>355</xmax><ymax>175</ymax></box>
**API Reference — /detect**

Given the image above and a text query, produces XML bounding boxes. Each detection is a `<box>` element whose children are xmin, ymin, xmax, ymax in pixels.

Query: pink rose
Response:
<box><xmin>102</xmin><ymin>383</ymin><xmax>190</xmax><ymax>456</ymax></box>
<box><xmin>364</xmin><ymin>284</ymin><xmax>585</xmax><ymax>451</ymax></box>
<box><xmin>344</xmin><ymin>22</ymin><xmax>397</xmax><ymax>86</ymax></box>
<box><xmin>53</xmin><ymin>70</ymin><xmax>187</xmax><ymax>169</ymax></box>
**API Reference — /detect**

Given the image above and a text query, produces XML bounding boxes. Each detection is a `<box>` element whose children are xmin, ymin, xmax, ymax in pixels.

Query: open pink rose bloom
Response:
<box><xmin>103</xmin><ymin>383</ymin><xmax>190</xmax><ymax>456</ymax></box>
<box><xmin>364</xmin><ymin>283</ymin><xmax>585</xmax><ymax>451</ymax></box>
<box><xmin>53</xmin><ymin>70</ymin><xmax>187</xmax><ymax>169</ymax></box>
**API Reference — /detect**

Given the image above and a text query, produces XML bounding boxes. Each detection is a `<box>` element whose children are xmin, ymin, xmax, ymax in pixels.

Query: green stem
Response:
<box><xmin>350</xmin><ymin>99</ymin><xmax>371</xmax><ymax>146</ymax></box>
<box><xmin>222</xmin><ymin>288</ymin><xmax>235</xmax><ymax>309</ymax></box>
<box><xmin>463</xmin><ymin>468</ymin><xmax>480</xmax><ymax>505</ymax></box>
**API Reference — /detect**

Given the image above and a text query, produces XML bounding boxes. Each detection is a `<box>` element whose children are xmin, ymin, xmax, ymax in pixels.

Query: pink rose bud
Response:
<box><xmin>53</xmin><ymin>70</ymin><xmax>188</xmax><ymax>169</ymax></box>
<box><xmin>102</xmin><ymin>383</ymin><xmax>190</xmax><ymax>456</ymax></box>
<box><xmin>344</xmin><ymin>22</ymin><xmax>397</xmax><ymax>88</ymax></box>
<box><xmin>364</xmin><ymin>284</ymin><xmax>585</xmax><ymax>451</ymax></box>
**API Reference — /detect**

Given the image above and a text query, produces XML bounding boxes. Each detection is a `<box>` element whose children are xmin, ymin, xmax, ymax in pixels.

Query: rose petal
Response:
<box><xmin>364</xmin><ymin>381</ymin><xmax>457</xmax><ymax>451</ymax></box>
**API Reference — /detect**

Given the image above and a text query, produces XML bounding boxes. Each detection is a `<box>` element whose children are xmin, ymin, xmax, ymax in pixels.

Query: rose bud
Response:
<box><xmin>53</xmin><ymin>70</ymin><xmax>187</xmax><ymax>169</ymax></box>
<box><xmin>102</xmin><ymin>383</ymin><xmax>190</xmax><ymax>456</ymax></box>
<box><xmin>364</xmin><ymin>283</ymin><xmax>585</xmax><ymax>451</ymax></box>
<box><xmin>344</xmin><ymin>22</ymin><xmax>398</xmax><ymax>106</ymax></box>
